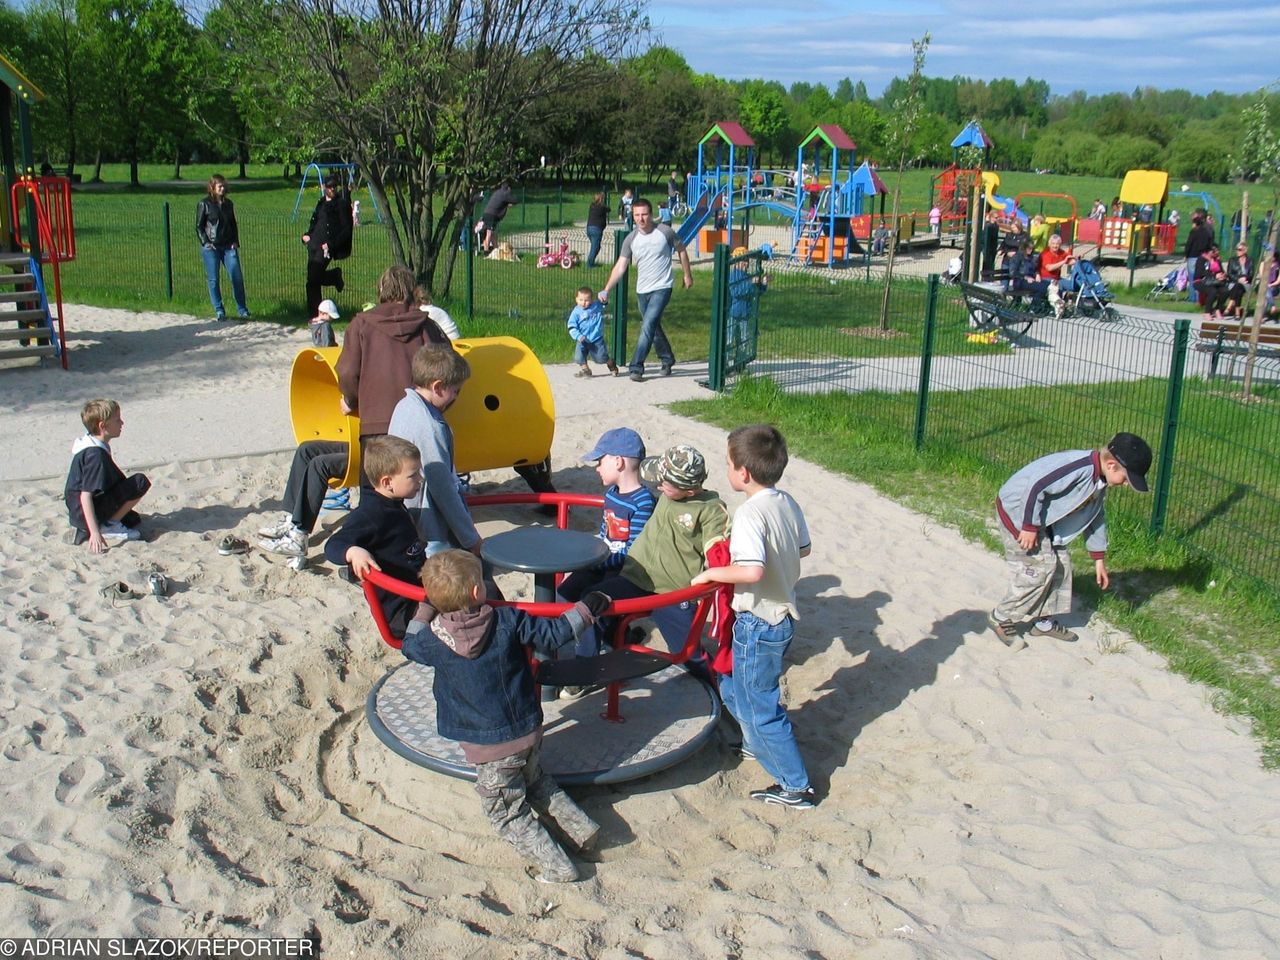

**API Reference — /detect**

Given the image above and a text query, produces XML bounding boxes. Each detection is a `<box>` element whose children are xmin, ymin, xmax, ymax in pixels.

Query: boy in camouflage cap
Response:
<box><xmin>585</xmin><ymin>443</ymin><xmax>730</xmax><ymax>663</ymax></box>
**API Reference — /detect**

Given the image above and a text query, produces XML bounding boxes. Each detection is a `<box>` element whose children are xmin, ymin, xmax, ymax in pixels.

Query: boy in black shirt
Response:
<box><xmin>64</xmin><ymin>399</ymin><xmax>150</xmax><ymax>553</ymax></box>
<box><xmin>323</xmin><ymin>435</ymin><xmax>426</xmax><ymax>637</ymax></box>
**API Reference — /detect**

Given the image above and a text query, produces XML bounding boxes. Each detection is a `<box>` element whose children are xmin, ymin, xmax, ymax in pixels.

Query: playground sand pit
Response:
<box><xmin>1</xmin><ymin>304</ymin><xmax>1278</xmax><ymax>956</ymax></box>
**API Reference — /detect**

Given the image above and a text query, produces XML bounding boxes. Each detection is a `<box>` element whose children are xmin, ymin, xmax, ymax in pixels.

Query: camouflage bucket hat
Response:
<box><xmin>640</xmin><ymin>444</ymin><xmax>707</xmax><ymax>490</ymax></box>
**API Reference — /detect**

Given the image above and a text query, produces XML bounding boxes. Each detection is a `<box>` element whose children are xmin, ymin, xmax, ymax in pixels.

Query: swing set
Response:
<box><xmin>290</xmin><ymin>162</ymin><xmax>384</xmax><ymax>224</ymax></box>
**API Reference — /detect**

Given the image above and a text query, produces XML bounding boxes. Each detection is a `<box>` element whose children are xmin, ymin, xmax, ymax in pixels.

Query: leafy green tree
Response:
<box><xmin>739</xmin><ymin>80</ymin><xmax>787</xmax><ymax>166</ymax></box>
<box><xmin>224</xmin><ymin>0</ymin><xmax>640</xmax><ymax>292</ymax></box>
<box><xmin>78</xmin><ymin>0</ymin><xmax>198</xmax><ymax>185</ymax></box>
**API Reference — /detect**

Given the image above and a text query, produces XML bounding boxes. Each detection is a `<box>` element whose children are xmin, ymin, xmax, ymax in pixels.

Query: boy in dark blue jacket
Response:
<box><xmin>323</xmin><ymin>435</ymin><xmax>426</xmax><ymax>637</ymax></box>
<box><xmin>403</xmin><ymin>549</ymin><xmax>609</xmax><ymax>883</ymax></box>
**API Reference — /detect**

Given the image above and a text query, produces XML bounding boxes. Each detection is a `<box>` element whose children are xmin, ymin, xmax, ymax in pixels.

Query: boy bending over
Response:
<box><xmin>990</xmin><ymin>432</ymin><xmax>1151</xmax><ymax>648</ymax></box>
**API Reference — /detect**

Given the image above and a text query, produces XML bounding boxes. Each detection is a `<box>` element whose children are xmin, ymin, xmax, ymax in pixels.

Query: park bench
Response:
<box><xmin>1195</xmin><ymin>320</ymin><xmax>1280</xmax><ymax>380</ymax></box>
<box><xmin>959</xmin><ymin>282</ymin><xmax>1043</xmax><ymax>343</ymax></box>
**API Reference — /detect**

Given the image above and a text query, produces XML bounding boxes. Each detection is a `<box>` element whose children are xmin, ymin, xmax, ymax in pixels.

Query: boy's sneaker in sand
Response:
<box><xmin>575</xmin><ymin>365</ymin><xmax>592</xmax><ymax>378</ymax></box>
<box><xmin>607</xmin><ymin>361</ymin><xmax>620</xmax><ymax>376</ymax></box>
<box><xmin>258</xmin><ymin>514</ymin><xmax>296</xmax><ymax>539</ymax></box>
<box><xmin>988</xmin><ymin>611</ymin><xmax>1027</xmax><ymax>650</ymax></box>
<box><xmin>1029</xmin><ymin>619</ymin><xmax>1078</xmax><ymax>642</ymax></box>
<box><xmin>258</xmin><ymin>528</ymin><xmax>306</xmax><ymax>558</ymax></box>
<box><xmin>101</xmin><ymin>521</ymin><xmax>141</xmax><ymax>541</ymax></box>
<box><xmin>749</xmin><ymin>784</ymin><xmax>816</xmax><ymax>809</ymax></box>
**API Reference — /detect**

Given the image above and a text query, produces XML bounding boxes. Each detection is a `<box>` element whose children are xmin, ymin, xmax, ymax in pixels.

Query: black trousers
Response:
<box><xmin>306</xmin><ymin>257</ymin><xmax>343</xmax><ymax>316</ymax></box>
<box><xmin>282</xmin><ymin>440</ymin><xmax>348</xmax><ymax>534</ymax></box>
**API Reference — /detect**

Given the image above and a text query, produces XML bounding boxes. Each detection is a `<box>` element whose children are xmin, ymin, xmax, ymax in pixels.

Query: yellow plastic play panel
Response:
<box><xmin>447</xmin><ymin>336</ymin><xmax>555</xmax><ymax>473</ymax></box>
<box><xmin>1119</xmin><ymin>170</ymin><xmax>1169</xmax><ymax>207</ymax></box>
<box><xmin>287</xmin><ymin>337</ymin><xmax>555</xmax><ymax>487</ymax></box>
<box><xmin>289</xmin><ymin>346</ymin><xmax>360</xmax><ymax>488</ymax></box>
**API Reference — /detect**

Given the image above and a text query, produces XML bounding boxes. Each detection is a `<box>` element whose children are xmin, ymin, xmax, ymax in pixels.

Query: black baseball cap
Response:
<box><xmin>1107</xmin><ymin>433</ymin><xmax>1152</xmax><ymax>492</ymax></box>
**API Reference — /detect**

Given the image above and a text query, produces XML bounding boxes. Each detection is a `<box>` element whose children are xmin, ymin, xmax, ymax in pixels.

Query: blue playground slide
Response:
<box><xmin>676</xmin><ymin>190</ymin><xmax>725</xmax><ymax>247</ymax></box>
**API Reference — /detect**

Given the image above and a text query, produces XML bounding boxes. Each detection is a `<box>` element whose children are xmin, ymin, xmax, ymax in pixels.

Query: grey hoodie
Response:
<box><xmin>996</xmin><ymin>449</ymin><xmax>1108</xmax><ymax>559</ymax></box>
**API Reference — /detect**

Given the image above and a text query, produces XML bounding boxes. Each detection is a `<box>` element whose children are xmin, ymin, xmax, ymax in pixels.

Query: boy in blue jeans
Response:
<box><xmin>693</xmin><ymin>424</ymin><xmax>814</xmax><ymax>808</ymax></box>
<box><xmin>567</xmin><ymin>286</ymin><xmax>618</xmax><ymax>378</ymax></box>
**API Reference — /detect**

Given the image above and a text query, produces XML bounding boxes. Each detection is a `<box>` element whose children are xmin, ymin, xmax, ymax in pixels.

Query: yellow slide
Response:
<box><xmin>288</xmin><ymin>337</ymin><xmax>556</xmax><ymax>488</ymax></box>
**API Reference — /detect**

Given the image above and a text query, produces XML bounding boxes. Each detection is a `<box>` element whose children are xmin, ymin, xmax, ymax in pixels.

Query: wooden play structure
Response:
<box><xmin>1079</xmin><ymin>170</ymin><xmax>1174</xmax><ymax>262</ymax></box>
<box><xmin>1</xmin><ymin>53</ymin><xmax>74</xmax><ymax>368</ymax></box>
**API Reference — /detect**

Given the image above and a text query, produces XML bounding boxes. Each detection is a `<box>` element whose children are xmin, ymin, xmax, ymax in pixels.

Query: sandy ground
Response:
<box><xmin>1</xmin><ymin>306</ymin><xmax>1277</xmax><ymax>957</ymax></box>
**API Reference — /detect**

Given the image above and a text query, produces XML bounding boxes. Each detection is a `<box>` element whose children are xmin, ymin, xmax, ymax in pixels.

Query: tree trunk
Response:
<box><xmin>173</xmin><ymin>149</ymin><xmax>182</xmax><ymax>180</ymax></box>
<box><xmin>92</xmin><ymin>147</ymin><xmax>103</xmax><ymax>183</ymax></box>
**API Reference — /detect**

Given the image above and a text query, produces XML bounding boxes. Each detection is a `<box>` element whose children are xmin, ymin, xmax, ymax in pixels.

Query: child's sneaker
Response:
<box><xmin>988</xmin><ymin>611</ymin><xmax>1027</xmax><ymax>649</ymax></box>
<box><xmin>101</xmin><ymin>521</ymin><xmax>141</xmax><ymax>541</ymax></box>
<box><xmin>258</xmin><ymin>528</ymin><xmax>306</xmax><ymax>558</ymax></box>
<box><xmin>575</xmin><ymin>365</ymin><xmax>592</xmax><ymax>378</ymax></box>
<box><xmin>607</xmin><ymin>361</ymin><xmax>620</xmax><ymax>376</ymax></box>
<box><xmin>1029</xmin><ymin>619</ymin><xmax>1078</xmax><ymax>642</ymax></box>
<box><xmin>258</xmin><ymin>514</ymin><xmax>296</xmax><ymax>539</ymax></box>
<box><xmin>749</xmin><ymin>784</ymin><xmax>816</xmax><ymax>809</ymax></box>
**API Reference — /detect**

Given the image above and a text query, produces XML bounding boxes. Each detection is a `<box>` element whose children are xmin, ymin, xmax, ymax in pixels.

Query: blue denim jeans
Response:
<box><xmin>630</xmin><ymin>286</ymin><xmax>675</xmax><ymax>375</ymax></box>
<box><xmin>719</xmin><ymin>611</ymin><xmax>809</xmax><ymax>793</ymax></box>
<box><xmin>1186</xmin><ymin>257</ymin><xmax>1200</xmax><ymax>303</ymax></box>
<box><xmin>585</xmin><ymin>226</ymin><xmax>603</xmax><ymax>268</ymax></box>
<box><xmin>573</xmin><ymin>337</ymin><xmax>611</xmax><ymax>366</ymax></box>
<box><xmin>201</xmin><ymin>245</ymin><xmax>248</xmax><ymax>317</ymax></box>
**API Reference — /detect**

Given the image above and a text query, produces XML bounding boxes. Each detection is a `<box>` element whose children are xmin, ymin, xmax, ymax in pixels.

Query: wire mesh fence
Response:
<box><xmin>741</xmin><ymin>265</ymin><xmax>1280</xmax><ymax>587</ymax></box>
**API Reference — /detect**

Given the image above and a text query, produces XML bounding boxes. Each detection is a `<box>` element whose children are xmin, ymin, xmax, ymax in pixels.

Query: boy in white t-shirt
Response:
<box><xmin>694</xmin><ymin>424</ymin><xmax>814</xmax><ymax>808</ymax></box>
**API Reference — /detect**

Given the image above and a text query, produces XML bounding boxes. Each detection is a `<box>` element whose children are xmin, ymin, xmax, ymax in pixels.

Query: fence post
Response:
<box><xmin>708</xmin><ymin>243</ymin><xmax>729</xmax><ymax>391</ymax></box>
<box><xmin>1126</xmin><ymin>225</ymin><xmax>1137</xmax><ymax>289</ymax></box>
<box><xmin>464</xmin><ymin>210</ymin><xmax>475</xmax><ymax>325</ymax></box>
<box><xmin>1152</xmin><ymin>316</ymin><xmax>1190</xmax><ymax>535</ymax></box>
<box><xmin>610</xmin><ymin>228</ymin><xmax>628</xmax><ymax>368</ymax></box>
<box><xmin>162</xmin><ymin>201</ymin><xmax>173</xmax><ymax>300</ymax></box>
<box><xmin>913</xmin><ymin>274</ymin><xmax>940</xmax><ymax>449</ymax></box>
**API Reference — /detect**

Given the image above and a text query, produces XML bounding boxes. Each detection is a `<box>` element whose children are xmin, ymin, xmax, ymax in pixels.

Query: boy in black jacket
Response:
<box><xmin>323</xmin><ymin>436</ymin><xmax>425</xmax><ymax>637</ymax></box>
<box><xmin>403</xmin><ymin>549</ymin><xmax>609</xmax><ymax>883</ymax></box>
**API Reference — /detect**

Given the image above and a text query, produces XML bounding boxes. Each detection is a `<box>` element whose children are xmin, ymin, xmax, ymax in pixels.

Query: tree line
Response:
<box><xmin>2</xmin><ymin>0</ymin><xmax>1276</xmax><ymax>291</ymax></box>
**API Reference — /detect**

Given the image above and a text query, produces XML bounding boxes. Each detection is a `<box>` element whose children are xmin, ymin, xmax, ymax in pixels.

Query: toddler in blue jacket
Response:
<box><xmin>567</xmin><ymin>286</ymin><xmax>618</xmax><ymax>377</ymax></box>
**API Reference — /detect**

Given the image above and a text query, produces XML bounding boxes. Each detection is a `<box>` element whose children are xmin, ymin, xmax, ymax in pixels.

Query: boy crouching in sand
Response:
<box><xmin>693</xmin><ymin>425</ymin><xmax>814</xmax><ymax>809</ymax></box>
<box><xmin>402</xmin><ymin>550</ymin><xmax>610</xmax><ymax>883</ymax></box>
<box><xmin>65</xmin><ymin>399</ymin><xmax>150</xmax><ymax>553</ymax></box>
<box><xmin>990</xmin><ymin>432</ymin><xmax>1152</xmax><ymax>648</ymax></box>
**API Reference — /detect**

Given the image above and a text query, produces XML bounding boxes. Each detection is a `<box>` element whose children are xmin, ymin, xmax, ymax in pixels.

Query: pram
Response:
<box><xmin>941</xmin><ymin>256</ymin><xmax>964</xmax><ymax>286</ymax></box>
<box><xmin>1063</xmin><ymin>259</ymin><xmax>1118</xmax><ymax>320</ymax></box>
<box><xmin>1146</xmin><ymin>266</ymin><xmax>1187</xmax><ymax>301</ymax></box>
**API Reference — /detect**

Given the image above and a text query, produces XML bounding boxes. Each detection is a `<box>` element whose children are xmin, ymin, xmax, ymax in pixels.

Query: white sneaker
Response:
<box><xmin>257</xmin><ymin>528</ymin><xmax>306</xmax><ymax>558</ymax></box>
<box><xmin>101</xmin><ymin>521</ymin><xmax>141</xmax><ymax>541</ymax></box>
<box><xmin>258</xmin><ymin>514</ymin><xmax>297</xmax><ymax>539</ymax></box>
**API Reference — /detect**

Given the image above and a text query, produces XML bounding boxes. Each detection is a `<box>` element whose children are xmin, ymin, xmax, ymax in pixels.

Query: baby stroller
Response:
<box><xmin>940</xmin><ymin>256</ymin><xmax>964</xmax><ymax>286</ymax></box>
<box><xmin>1146</xmin><ymin>266</ymin><xmax>1187</xmax><ymax>301</ymax></box>
<box><xmin>1064</xmin><ymin>259</ymin><xmax>1118</xmax><ymax>320</ymax></box>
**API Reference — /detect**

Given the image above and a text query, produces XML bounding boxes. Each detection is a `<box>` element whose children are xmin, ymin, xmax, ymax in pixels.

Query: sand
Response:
<box><xmin>1</xmin><ymin>305</ymin><xmax>1277</xmax><ymax>957</ymax></box>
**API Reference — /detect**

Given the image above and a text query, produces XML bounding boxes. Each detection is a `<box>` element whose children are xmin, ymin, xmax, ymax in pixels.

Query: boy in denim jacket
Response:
<box><xmin>403</xmin><ymin>549</ymin><xmax>610</xmax><ymax>883</ymax></box>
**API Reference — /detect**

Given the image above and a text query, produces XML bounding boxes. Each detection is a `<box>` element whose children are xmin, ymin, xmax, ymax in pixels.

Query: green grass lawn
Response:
<box><xmin>673</xmin><ymin>376</ymin><xmax>1280</xmax><ymax>768</ymax></box>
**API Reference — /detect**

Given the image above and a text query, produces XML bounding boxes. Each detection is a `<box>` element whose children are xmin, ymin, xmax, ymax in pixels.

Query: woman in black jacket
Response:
<box><xmin>302</xmin><ymin>174</ymin><xmax>354</xmax><ymax>315</ymax></box>
<box><xmin>195</xmin><ymin>174</ymin><xmax>250</xmax><ymax>320</ymax></box>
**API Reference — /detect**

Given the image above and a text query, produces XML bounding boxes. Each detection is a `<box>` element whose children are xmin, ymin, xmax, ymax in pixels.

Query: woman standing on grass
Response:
<box><xmin>195</xmin><ymin>174</ymin><xmax>250</xmax><ymax>321</ymax></box>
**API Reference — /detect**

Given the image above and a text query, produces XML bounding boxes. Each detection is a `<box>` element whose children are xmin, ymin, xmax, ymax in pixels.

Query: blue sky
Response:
<box><xmin>645</xmin><ymin>0</ymin><xmax>1280</xmax><ymax>98</ymax></box>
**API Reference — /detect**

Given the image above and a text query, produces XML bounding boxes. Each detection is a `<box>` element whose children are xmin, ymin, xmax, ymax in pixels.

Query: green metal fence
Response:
<box><xmin>731</xmin><ymin>262</ymin><xmax>1280</xmax><ymax>587</ymax></box>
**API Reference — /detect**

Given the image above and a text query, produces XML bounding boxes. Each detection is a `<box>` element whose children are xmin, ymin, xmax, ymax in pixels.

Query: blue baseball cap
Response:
<box><xmin>583</xmin><ymin>427</ymin><xmax>645</xmax><ymax>461</ymax></box>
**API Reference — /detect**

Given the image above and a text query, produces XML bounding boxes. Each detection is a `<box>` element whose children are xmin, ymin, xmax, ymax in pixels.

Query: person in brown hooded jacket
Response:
<box><xmin>337</xmin><ymin>265</ymin><xmax>449</xmax><ymax>485</ymax></box>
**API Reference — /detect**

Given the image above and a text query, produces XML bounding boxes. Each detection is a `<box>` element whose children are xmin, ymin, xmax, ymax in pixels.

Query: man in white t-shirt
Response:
<box><xmin>598</xmin><ymin>197</ymin><xmax>693</xmax><ymax>382</ymax></box>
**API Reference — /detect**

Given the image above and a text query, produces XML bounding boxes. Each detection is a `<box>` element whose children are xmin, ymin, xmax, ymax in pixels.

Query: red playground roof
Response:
<box><xmin>699</xmin><ymin>122</ymin><xmax>756</xmax><ymax>148</ymax></box>
<box><xmin>801</xmin><ymin>124</ymin><xmax>857</xmax><ymax>152</ymax></box>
